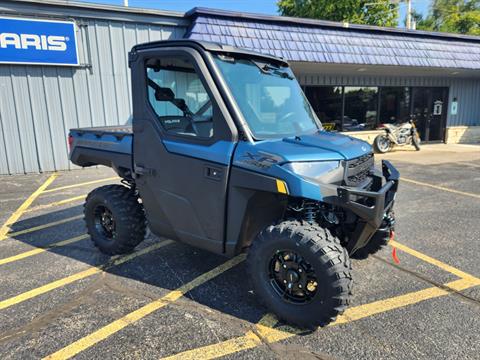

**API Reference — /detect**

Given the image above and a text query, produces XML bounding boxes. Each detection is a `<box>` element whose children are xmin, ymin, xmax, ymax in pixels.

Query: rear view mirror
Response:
<box><xmin>154</xmin><ymin>87</ymin><xmax>175</xmax><ymax>102</ymax></box>
<box><xmin>148</xmin><ymin>79</ymin><xmax>192</xmax><ymax>116</ymax></box>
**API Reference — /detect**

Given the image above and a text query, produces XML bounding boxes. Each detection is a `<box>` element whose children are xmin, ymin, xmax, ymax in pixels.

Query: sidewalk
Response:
<box><xmin>378</xmin><ymin>143</ymin><xmax>480</xmax><ymax>165</ymax></box>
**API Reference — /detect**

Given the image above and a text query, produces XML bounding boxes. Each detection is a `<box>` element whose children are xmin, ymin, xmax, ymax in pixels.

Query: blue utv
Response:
<box><xmin>69</xmin><ymin>40</ymin><xmax>399</xmax><ymax>328</ymax></box>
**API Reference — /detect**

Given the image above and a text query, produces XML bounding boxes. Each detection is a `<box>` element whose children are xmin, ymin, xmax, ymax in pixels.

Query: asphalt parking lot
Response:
<box><xmin>0</xmin><ymin>144</ymin><xmax>479</xmax><ymax>360</ymax></box>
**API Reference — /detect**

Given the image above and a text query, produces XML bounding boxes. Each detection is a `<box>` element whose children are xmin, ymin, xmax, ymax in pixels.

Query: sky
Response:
<box><xmin>76</xmin><ymin>0</ymin><xmax>432</xmax><ymax>27</ymax></box>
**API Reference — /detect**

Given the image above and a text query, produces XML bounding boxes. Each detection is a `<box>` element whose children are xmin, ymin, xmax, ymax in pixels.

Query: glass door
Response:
<box><xmin>412</xmin><ymin>87</ymin><xmax>449</xmax><ymax>142</ymax></box>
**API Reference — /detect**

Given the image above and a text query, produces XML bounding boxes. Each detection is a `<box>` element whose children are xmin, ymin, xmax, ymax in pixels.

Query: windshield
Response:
<box><xmin>213</xmin><ymin>54</ymin><xmax>321</xmax><ymax>139</ymax></box>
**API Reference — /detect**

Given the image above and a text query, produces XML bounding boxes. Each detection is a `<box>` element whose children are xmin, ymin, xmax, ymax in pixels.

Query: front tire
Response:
<box><xmin>247</xmin><ymin>221</ymin><xmax>352</xmax><ymax>328</ymax></box>
<box><xmin>84</xmin><ymin>185</ymin><xmax>146</xmax><ymax>255</ymax></box>
<box><xmin>374</xmin><ymin>134</ymin><xmax>392</xmax><ymax>153</ymax></box>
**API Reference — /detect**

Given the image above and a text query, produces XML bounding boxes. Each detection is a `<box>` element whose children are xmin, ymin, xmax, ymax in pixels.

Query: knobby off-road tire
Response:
<box><xmin>247</xmin><ymin>220</ymin><xmax>352</xmax><ymax>329</ymax></box>
<box><xmin>351</xmin><ymin>211</ymin><xmax>395</xmax><ymax>260</ymax></box>
<box><xmin>84</xmin><ymin>184</ymin><xmax>146</xmax><ymax>255</ymax></box>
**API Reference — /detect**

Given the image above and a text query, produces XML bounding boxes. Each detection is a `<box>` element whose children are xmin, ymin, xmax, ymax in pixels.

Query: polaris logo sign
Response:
<box><xmin>0</xmin><ymin>33</ymin><xmax>67</xmax><ymax>51</ymax></box>
<box><xmin>0</xmin><ymin>17</ymin><xmax>78</xmax><ymax>66</ymax></box>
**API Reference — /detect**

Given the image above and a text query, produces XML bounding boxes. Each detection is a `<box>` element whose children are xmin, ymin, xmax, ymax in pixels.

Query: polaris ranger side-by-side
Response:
<box><xmin>69</xmin><ymin>40</ymin><xmax>399</xmax><ymax>328</ymax></box>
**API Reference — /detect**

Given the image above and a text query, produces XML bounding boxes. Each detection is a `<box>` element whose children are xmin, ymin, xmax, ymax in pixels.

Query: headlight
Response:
<box><xmin>283</xmin><ymin>161</ymin><xmax>340</xmax><ymax>179</ymax></box>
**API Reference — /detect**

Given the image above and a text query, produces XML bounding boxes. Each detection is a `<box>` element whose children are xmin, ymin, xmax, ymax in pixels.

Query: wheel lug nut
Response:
<box><xmin>283</xmin><ymin>265</ymin><xmax>287</xmax><ymax>269</ymax></box>
<box><xmin>283</xmin><ymin>280</ymin><xmax>287</xmax><ymax>284</ymax></box>
<box><xmin>299</xmin><ymin>284</ymin><xmax>302</xmax><ymax>288</ymax></box>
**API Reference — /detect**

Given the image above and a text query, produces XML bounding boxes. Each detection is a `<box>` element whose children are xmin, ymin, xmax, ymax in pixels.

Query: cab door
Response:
<box><xmin>131</xmin><ymin>47</ymin><xmax>237</xmax><ymax>254</ymax></box>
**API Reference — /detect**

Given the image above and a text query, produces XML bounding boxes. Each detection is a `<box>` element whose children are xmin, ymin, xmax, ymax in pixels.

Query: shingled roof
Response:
<box><xmin>185</xmin><ymin>8</ymin><xmax>480</xmax><ymax>70</ymax></box>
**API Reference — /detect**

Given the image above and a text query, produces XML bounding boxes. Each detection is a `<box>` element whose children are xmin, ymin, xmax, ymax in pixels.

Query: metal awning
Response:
<box><xmin>185</xmin><ymin>8</ymin><xmax>480</xmax><ymax>71</ymax></box>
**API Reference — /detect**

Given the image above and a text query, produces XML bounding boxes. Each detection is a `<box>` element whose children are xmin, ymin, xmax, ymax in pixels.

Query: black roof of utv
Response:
<box><xmin>130</xmin><ymin>39</ymin><xmax>289</xmax><ymax>67</ymax></box>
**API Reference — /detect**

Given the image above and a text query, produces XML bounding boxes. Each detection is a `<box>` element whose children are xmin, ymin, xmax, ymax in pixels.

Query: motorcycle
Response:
<box><xmin>374</xmin><ymin>117</ymin><xmax>421</xmax><ymax>153</ymax></box>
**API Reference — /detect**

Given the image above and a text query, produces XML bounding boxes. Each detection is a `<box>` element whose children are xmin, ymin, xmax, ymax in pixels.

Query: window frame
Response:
<box><xmin>140</xmin><ymin>48</ymin><xmax>237</xmax><ymax>146</ymax></box>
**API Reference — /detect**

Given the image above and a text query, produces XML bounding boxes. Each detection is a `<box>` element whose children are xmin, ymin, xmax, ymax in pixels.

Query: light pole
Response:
<box><xmin>123</xmin><ymin>0</ymin><xmax>128</xmax><ymax>6</ymax></box>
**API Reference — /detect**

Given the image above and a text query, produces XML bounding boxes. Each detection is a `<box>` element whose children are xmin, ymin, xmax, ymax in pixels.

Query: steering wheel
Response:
<box><xmin>194</xmin><ymin>100</ymin><xmax>212</xmax><ymax>117</ymax></box>
<box><xmin>185</xmin><ymin>100</ymin><xmax>213</xmax><ymax>135</ymax></box>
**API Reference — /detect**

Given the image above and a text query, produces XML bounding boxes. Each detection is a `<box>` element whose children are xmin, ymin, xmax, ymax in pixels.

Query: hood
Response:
<box><xmin>235</xmin><ymin>131</ymin><xmax>372</xmax><ymax>165</ymax></box>
<box><xmin>281</xmin><ymin>132</ymin><xmax>371</xmax><ymax>160</ymax></box>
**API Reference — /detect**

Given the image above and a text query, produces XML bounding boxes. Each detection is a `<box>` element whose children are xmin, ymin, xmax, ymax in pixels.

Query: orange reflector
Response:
<box><xmin>276</xmin><ymin>179</ymin><xmax>288</xmax><ymax>194</ymax></box>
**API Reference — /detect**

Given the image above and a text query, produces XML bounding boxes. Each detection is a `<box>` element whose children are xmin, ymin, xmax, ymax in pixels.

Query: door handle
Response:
<box><xmin>204</xmin><ymin>166</ymin><xmax>222</xmax><ymax>181</ymax></box>
<box><xmin>134</xmin><ymin>164</ymin><xmax>155</xmax><ymax>176</ymax></box>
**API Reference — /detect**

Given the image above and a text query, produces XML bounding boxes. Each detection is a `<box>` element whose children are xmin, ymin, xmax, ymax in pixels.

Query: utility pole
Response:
<box><xmin>405</xmin><ymin>0</ymin><xmax>412</xmax><ymax>30</ymax></box>
<box><xmin>366</xmin><ymin>1</ymin><xmax>412</xmax><ymax>28</ymax></box>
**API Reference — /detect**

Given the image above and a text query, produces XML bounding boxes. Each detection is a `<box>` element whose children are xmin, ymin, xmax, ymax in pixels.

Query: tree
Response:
<box><xmin>415</xmin><ymin>0</ymin><xmax>480</xmax><ymax>35</ymax></box>
<box><xmin>277</xmin><ymin>0</ymin><xmax>399</xmax><ymax>28</ymax></box>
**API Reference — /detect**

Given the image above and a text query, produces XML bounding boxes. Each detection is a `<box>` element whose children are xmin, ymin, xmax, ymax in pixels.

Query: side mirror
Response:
<box><xmin>154</xmin><ymin>87</ymin><xmax>175</xmax><ymax>102</ymax></box>
<box><xmin>154</xmin><ymin>87</ymin><xmax>192</xmax><ymax>116</ymax></box>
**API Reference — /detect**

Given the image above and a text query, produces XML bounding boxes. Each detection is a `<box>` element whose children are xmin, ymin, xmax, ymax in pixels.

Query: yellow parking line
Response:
<box><xmin>391</xmin><ymin>240</ymin><xmax>480</xmax><ymax>282</ymax></box>
<box><xmin>42</xmin><ymin>177</ymin><xmax>119</xmax><ymax>194</ymax></box>
<box><xmin>163</xmin><ymin>277</ymin><xmax>480</xmax><ymax>360</ymax></box>
<box><xmin>0</xmin><ymin>234</ymin><xmax>89</xmax><ymax>266</ymax></box>
<box><xmin>44</xmin><ymin>254</ymin><xmax>246</xmax><ymax>360</ymax></box>
<box><xmin>0</xmin><ymin>241</ymin><xmax>172</xmax><ymax>311</ymax></box>
<box><xmin>0</xmin><ymin>215</ymin><xmax>83</xmax><ymax>242</ymax></box>
<box><xmin>25</xmin><ymin>195</ymin><xmax>86</xmax><ymax>213</ymax></box>
<box><xmin>0</xmin><ymin>173</ymin><xmax>58</xmax><ymax>239</ymax></box>
<box><xmin>402</xmin><ymin>177</ymin><xmax>480</xmax><ymax>200</ymax></box>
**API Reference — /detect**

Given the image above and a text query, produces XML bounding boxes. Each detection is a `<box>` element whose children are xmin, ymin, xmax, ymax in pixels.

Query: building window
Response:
<box><xmin>303</xmin><ymin>85</ymin><xmax>430</xmax><ymax>133</ymax></box>
<box><xmin>304</xmin><ymin>86</ymin><xmax>343</xmax><ymax>131</ymax></box>
<box><xmin>380</xmin><ymin>87</ymin><xmax>411</xmax><ymax>124</ymax></box>
<box><xmin>343</xmin><ymin>87</ymin><xmax>378</xmax><ymax>131</ymax></box>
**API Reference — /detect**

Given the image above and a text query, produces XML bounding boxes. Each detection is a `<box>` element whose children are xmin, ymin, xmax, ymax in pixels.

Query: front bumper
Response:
<box><xmin>337</xmin><ymin>160</ymin><xmax>399</xmax><ymax>228</ymax></box>
<box><xmin>323</xmin><ymin>160</ymin><xmax>399</xmax><ymax>253</ymax></box>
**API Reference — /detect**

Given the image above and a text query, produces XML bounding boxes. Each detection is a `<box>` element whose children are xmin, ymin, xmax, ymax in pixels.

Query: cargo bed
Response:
<box><xmin>69</xmin><ymin>125</ymin><xmax>133</xmax><ymax>177</ymax></box>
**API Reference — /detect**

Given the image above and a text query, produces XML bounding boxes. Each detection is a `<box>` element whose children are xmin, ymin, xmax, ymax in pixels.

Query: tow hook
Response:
<box><xmin>385</xmin><ymin>213</ymin><xmax>395</xmax><ymax>228</ymax></box>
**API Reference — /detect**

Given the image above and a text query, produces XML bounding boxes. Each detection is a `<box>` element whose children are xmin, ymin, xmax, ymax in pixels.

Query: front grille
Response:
<box><xmin>345</xmin><ymin>153</ymin><xmax>374</xmax><ymax>187</ymax></box>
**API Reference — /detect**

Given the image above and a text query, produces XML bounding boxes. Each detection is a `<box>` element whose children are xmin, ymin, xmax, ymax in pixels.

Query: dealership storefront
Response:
<box><xmin>0</xmin><ymin>0</ymin><xmax>479</xmax><ymax>174</ymax></box>
<box><xmin>186</xmin><ymin>8</ymin><xmax>480</xmax><ymax>145</ymax></box>
<box><xmin>304</xmin><ymin>85</ymin><xmax>449</xmax><ymax>142</ymax></box>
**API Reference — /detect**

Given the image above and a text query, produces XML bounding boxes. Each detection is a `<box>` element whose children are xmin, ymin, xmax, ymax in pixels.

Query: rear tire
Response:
<box><xmin>374</xmin><ymin>135</ymin><xmax>392</xmax><ymax>153</ymax></box>
<box><xmin>247</xmin><ymin>220</ymin><xmax>352</xmax><ymax>329</ymax></box>
<box><xmin>412</xmin><ymin>132</ymin><xmax>421</xmax><ymax>151</ymax></box>
<box><xmin>84</xmin><ymin>185</ymin><xmax>146</xmax><ymax>255</ymax></box>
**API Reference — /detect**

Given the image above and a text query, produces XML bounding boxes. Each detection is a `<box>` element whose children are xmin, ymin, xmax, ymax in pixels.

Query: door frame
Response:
<box><xmin>130</xmin><ymin>46</ymin><xmax>239</xmax><ymax>254</ymax></box>
<box><xmin>410</xmin><ymin>86</ymin><xmax>449</xmax><ymax>143</ymax></box>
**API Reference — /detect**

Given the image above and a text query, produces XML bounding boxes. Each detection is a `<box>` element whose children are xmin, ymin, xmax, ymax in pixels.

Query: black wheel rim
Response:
<box><xmin>94</xmin><ymin>205</ymin><xmax>116</xmax><ymax>240</ymax></box>
<box><xmin>268</xmin><ymin>250</ymin><xmax>318</xmax><ymax>304</ymax></box>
